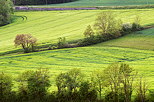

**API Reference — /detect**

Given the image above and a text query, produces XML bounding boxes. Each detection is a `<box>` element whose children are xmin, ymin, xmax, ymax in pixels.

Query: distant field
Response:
<box><xmin>94</xmin><ymin>28</ymin><xmax>154</xmax><ymax>50</ymax></box>
<box><xmin>1</xmin><ymin>9</ymin><xmax>154</xmax><ymax>54</ymax></box>
<box><xmin>45</xmin><ymin>0</ymin><xmax>154</xmax><ymax>7</ymax></box>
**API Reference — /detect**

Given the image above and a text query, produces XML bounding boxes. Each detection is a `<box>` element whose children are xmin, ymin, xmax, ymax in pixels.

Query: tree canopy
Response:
<box><xmin>0</xmin><ymin>0</ymin><xmax>13</xmax><ymax>26</ymax></box>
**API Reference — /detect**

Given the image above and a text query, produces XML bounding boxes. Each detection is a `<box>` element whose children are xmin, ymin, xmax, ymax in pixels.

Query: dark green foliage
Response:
<box><xmin>148</xmin><ymin>90</ymin><xmax>154</xmax><ymax>102</ymax></box>
<box><xmin>57</xmin><ymin>37</ymin><xmax>68</xmax><ymax>48</ymax></box>
<box><xmin>0</xmin><ymin>0</ymin><xmax>13</xmax><ymax>26</ymax></box>
<box><xmin>0</xmin><ymin>73</ymin><xmax>15</xmax><ymax>102</ymax></box>
<box><xmin>79</xmin><ymin>81</ymin><xmax>97</xmax><ymax>102</ymax></box>
<box><xmin>105</xmin><ymin>92</ymin><xmax>125</xmax><ymax>102</ymax></box>
<box><xmin>132</xmin><ymin>23</ymin><xmax>143</xmax><ymax>31</ymax></box>
<box><xmin>55</xmin><ymin>68</ymin><xmax>84</xmax><ymax>101</ymax></box>
<box><xmin>14</xmin><ymin>0</ymin><xmax>76</xmax><ymax>5</ymax></box>
<box><xmin>17</xmin><ymin>69</ymin><xmax>51</xmax><ymax>102</ymax></box>
<box><xmin>0</xmin><ymin>64</ymin><xmax>152</xmax><ymax>102</ymax></box>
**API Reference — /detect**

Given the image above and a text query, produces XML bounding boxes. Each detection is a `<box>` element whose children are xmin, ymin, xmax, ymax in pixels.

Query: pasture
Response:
<box><xmin>0</xmin><ymin>9</ymin><xmax>154</xmax><ymax>54</ymax></box>
<box><xmin>0</xmin><ymin>9</ymin><xmax>154</xmax><ymax>89</ymax></box>
<box><xmin>45</xmin><ymin>0</ymin><xmax>154</xmax><ymax>7</ymax></box>
<box><xmin>94</xmin><ymin>28</ymin><xmax>154</xmax><ymax>50</ymax></box>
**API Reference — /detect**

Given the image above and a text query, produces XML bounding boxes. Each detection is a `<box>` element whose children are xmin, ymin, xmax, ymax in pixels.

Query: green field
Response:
<box><xmin>44</xmin><ymin>0</ymin><xmax>154</xmax><ymax>7</ymax></box>
<box><xmin>94</xmin><ymin>28</ymin><xmax>154</xmax><ymax>50</ymax></box>
<box><xmin>0</xmin><ymin>9</ymin><xmax>154</xmax><ymax>89</ymax></box>
<box><xmin>1</xmin><ymin>9</ymin><xmax>154</xmax><ymax>54</ymax></box>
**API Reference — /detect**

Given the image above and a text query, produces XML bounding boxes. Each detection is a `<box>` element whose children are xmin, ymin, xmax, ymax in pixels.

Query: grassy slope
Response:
<box><xmin>1</xmin><ymin>9</ymin><xmax>154</xmax><ymax>54</ymax></box>
<box><xmin>0</xmin><ymin>45</ymin><xmax>154</xmax><ymax>88</ymax></box>
<box><xmin>94</xmin><ymin>28</ymin><xmax>154</xmax><ymax>50</ymax></box>
<box><xmin>44</xmin><ymin>0</ymin><xmax>154</xmax><ymax>7</ymax></box>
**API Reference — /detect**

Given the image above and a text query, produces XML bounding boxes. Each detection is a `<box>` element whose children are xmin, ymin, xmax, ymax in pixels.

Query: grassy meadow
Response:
<box><xmin>94</xmin><ymin>28</ymin><xmax>154</xmax><ymax>50</ymax></box>
<box><xmin>0</xmin><ymin>8</ymin><xmax>154</xmax><ymax>90</ymax></box>
<box><xmin>1</xmin><ymin>9</ymin><xmax>154</xmax><ymax>54</ymax></box>
<box><xmin>42</xmin><ymin>0</ymin><xmax>154</xmax><ymax>7</ymax></box>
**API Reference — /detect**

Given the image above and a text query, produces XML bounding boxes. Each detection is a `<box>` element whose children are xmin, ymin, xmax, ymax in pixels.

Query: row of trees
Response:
<box><xmin>13</xmin><ymin>0</ymin><xmax>76</xmax><ymax>5</ymax></box>
<box><xmin>1</xmin><ymin>63</ymin><xmax>154</xmax><ymax>102</ymax></box>
<box><xmin>13</xmin><ymin>12</ymin><xmax>143</xmax><ymax>53</ymax></box>
<box><xmin>0</xmin><ymin>0</ymin><xmax>13</xmax><ymax>26</ymax></box>
<box><xmin>80</xmin><ymin>11</ymin><xmax>143</xmax><ymax>46</ymax></box>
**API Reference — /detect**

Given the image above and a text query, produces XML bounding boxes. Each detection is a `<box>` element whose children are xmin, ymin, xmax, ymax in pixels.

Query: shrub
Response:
<box><xmin>121</xmin><ymin>23</ymin><xmax>133</xmax><ymax>34</ymax></box>
<box><xmin>57</xmin><ymin>37</ymin><xmax>68</xmax><ymax>48</ymax></box>
<box><xmin>148</xmin><ymin>90</ymin><xmax>154</xmax><ymax>102</ymax></box>
<box><xmin>0</xmin><ymin>72</ymin><xmax>14</xmax><ymax>102</ymax></box>
<box><xmin>0</xmin><ymin>0</ymin><xmax>13</xmax><ymax>26</ymax></box>
<box><xmin>132</xmin><ymin>15</ymin><xmax>143</xmax><ymax>31</ymax></box>
<box><xmin>79</xmin><ymin>81</ymin><xmax>97</xmax><ymax>102</ymax></box>
<box><xmin>83</xmin><ymin>25</ymin><xmax>95</xmax><ymax>38</ymax></box>
<box><xmin>56</xmin><ymin>68</ymin><xmax>83</xmax><ymax>101</ymax></box>
<box><xmin>17</xmin><ymin>69</ymin><xmax>51</xmax><ymax>101</ymax></box>
<box><xmin>14</xmin><ymin>34</ymin><xmax>37</xmax><ymax>53</ymax></box>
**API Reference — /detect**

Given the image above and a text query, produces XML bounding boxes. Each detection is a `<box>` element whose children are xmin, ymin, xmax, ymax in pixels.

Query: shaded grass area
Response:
<box><xmin>94</xmin><ymin>28</ymin><xmax>154</xmax><ymax>50</ymax></box>
<box><xmin>1</xmin><ymin>9</ymin><xmax>154</xmax><ymax>55</ymax></box>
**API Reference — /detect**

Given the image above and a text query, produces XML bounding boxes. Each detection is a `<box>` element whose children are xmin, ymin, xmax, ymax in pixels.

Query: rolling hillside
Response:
<box><xmin>46</xmin><ymin>0</ymin><xmax>154</xmax><ymax>6</ymax></box>
<box><xmin>0</xmin><ymin>9</ymin><xmax>154</xmax><ymax>54</ymax></box>
<box><xmin>0</xmin><ymin>28</ymin><xmax>154</xmax><ymax>88</ymax></box>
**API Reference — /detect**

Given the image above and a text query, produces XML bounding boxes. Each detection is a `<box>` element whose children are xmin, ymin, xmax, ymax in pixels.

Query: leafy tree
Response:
<box><xmin>94</xmin><ymin>11</ymin><xmax>122</xmax><ymax>39</ymax></box>
<box><xmin>56</xmin><ymin>69</ymin><xmax>83</xmax><ymax>101</ymax></box>
<box><xmin>91</xmin><ymin>70</ymin><xmax>105</xmax><ymax>100</ymax></box>
<box><xmin>0</xmin><ymin>72</ymin><xmax>13</xmax><ymax>102</ymax></box>
<box><xmin>14</xmin><ymin>34</ymin><xmax>37</xmax><ymax>53</ymax></box>
<box><xmin>17</xmin><ymin>69</ymin><xmax>51</xmax><ymax>101</ymax></box>
<box><xmin>104</xmin><ymin>63</ymin><xmax>137</xmax><ymax>102</ymax></box>
<box><xmin>134</xmin><ymin>77</ymin><xmax>149</xmax><ymax>102</ymax></box>
<box><xmin>83</xmin><ymin>25</ymin><xmax>94</xmax><ymax>38</ymax></box>
<box><xmin>0</xmin><ymin>0</ymin><xmax>13</xmax><ymax>26</ymax></box>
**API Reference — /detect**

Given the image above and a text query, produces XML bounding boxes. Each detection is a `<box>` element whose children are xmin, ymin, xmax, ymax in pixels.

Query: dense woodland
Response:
<box><xmin>13</xmin><ymin>0</ymin><xmax>77</xmax><ymax>5</ymax></box>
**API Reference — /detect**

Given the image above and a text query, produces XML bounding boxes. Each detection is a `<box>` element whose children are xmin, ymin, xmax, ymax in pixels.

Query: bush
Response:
<box><xmin>56</xmin><ymin>68</ymin><xmax>84</xmax><ymax>101</ymax></box>
<box><xmin>0</xmin><ymin>0</ymin><xmax>13</xmax><ymax>26</ymax></box>
<box><xmin>79</xmin><ymin>81</ymin><xmax>97</xmax><ymax>102</ymax></box>
<box><xmin>14</xmin><ymin>34</ymin><xmax>37</xmax><ymax>53</ymax></box>
<box><xmin>17</xmin><ymin>69</ymin><xmax>51</xmax><ymax>101</ymax></box>
<box><xmin>0</xmin><ymin>72</ymin><xmax>15</xmax><ymax>102</ymax></box>
<box><xmin>57</xmin><ymin>37</ymin><xmax>68</xmax><ymax>48</ymax></box>
<box><xmin>148</xmin><ymin>90</ymin><xmax>154</xmax><ymax>102</ymax></box>
<box><xmin>121</xmin><ymin>23</ymin><xmax>133</xmax><ymax>34</ymax></box>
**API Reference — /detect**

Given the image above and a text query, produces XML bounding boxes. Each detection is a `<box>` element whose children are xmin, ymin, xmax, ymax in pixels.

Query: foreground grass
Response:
<box><xmin>1</xmin><ymin>46</ymin><xmax>154</xmax><ymax>88</ymax></box>
<box><xmin>40</xmin><ymin>0</ymin><xmax>154</xmax><ymax>7</ymax></box>
<box><xmin>1</xmin><ymin>9</ymin><xmax>154</xmax><ymax>54</ymax></box>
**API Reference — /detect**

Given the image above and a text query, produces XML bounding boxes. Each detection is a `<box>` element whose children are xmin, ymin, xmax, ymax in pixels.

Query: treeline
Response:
<box><xmin>1</xmin><ymin>63</ymin><xmax>154</xmax><ymax>102</ymax></box>
<box><xmin>14</xmin><ymin>0</ymin><xmax>77</xmax><ymax>5</ymax></box>
<box><xmin>13</xmin><ymin>12</ymin><xmax>143</xmax><ymax>53</ymax></box>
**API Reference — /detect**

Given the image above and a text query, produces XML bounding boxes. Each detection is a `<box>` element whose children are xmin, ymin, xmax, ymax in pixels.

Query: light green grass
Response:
<box><xmin>94</xmin><ymin>28</ymin><xmax>154</xmax><ymax>50</ymax></box>
<box><xmin>0</xmin><ymin>46</ymin><xmax>154</xmax><ymax>89</ymax></box>
<box><xmin>39</xmin><ymin>0</ymin><xmax>154</xmax><ymax>7</ymax></box>
<box><xmin>1</xmin><ymin>9</ymin><xmax>154</xmax><ymax>54</ymax></box>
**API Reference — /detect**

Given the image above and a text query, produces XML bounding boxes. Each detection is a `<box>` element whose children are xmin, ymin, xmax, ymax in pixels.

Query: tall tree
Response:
<box><xmin>0</xmin><ymin>0</ymin><xmax>13</xmax><ymax>26</ymax></box>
